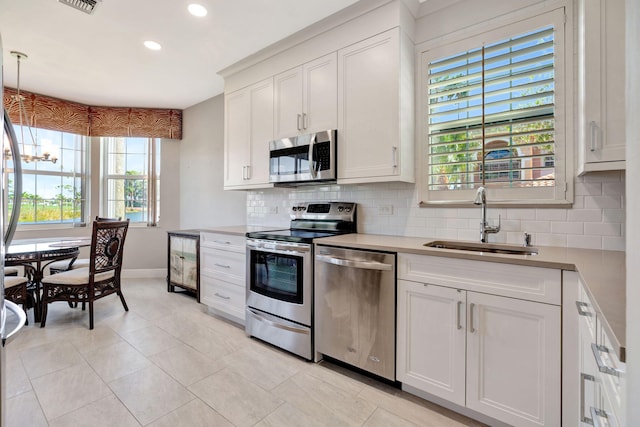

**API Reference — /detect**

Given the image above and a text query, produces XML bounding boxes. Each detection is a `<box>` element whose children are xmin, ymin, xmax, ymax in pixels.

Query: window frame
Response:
<box><xmin>418</xmin><ymin>7</ymin><xmax>573</xmax><ymax>207</ymax></box>
<box><xmin>101</xmin><ymin>137</ymin><xmax>160</xmax><ymax>226</ymax></box>
<box><xmin>5</xmin><ymin>126</ymin><xmax>88</xmax><ymax>228</ymax></box>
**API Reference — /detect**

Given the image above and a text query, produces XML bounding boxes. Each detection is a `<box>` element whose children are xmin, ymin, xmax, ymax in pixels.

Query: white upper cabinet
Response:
<box><xmin>274</xmin><ymin>52</ymin><xmax>337</xmax><ymax>139</ymax></box>
<box><xmin>224</xmin><ymin>78</ymin><xmax>273</xmax><ymax>190</ymax></box>
<box><xmin>337</xmin><ymin>27</ymin><xmax>414</xmax><ymax>184</ymax></box>
<box><xmin>578</xmin><ymin>0</ymin><xmax>626</xmax><ymax>173</ymax></box>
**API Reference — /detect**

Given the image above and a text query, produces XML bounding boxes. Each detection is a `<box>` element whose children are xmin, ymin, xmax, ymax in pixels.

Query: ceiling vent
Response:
<box><xmin>58</xmin><ymin>0</ymin><xmax>101</xmax><ymax>15</ymax></box>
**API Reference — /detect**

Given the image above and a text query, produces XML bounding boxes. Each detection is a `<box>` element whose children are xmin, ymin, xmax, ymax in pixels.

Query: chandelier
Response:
<box><xmin>4</xmin><ymin>51</ymin><xmax>58</xmax><ymax>164</ymax></box>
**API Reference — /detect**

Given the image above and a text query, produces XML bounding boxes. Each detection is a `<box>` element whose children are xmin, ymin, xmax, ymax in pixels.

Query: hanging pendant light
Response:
<box><xmin>3</xmin><ymin>51</ymin><xmax>58</xmax><ymax>164</ymax></box>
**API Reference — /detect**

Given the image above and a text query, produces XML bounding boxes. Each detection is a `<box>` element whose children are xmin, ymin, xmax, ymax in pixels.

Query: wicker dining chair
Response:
<box><xmin>48</xmin><ymin>216</ymin><xmax>123</xmax><ymax>274</ymax></box>
<box><xmin>40</xmin><ymin>219</ymin><xmax>130</xmax><ymax>329</ymax></box>
<box><xmin>5</xmin><ymin>276</ymin><xmax>30</xmax><ymax>323</ymax></box>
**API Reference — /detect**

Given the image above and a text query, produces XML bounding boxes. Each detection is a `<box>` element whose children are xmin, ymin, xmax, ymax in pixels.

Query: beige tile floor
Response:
<box><xmin>5</xmin><ymin>278</ymin><xmax>486</xmax><ymax>427</ymax></box>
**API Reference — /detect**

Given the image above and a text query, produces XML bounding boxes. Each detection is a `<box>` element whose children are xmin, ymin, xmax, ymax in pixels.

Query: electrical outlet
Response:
<box><xmin>378</xmin><ymin>205</ymin><xmax>393</xmax><ymax>215</ymax></box>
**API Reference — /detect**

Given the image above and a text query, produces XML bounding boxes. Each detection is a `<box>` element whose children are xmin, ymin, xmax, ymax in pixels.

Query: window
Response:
<box><xmin>102</xmin><ymin>137</ymin><xmax>160</xmax><ymax>225</ymax></box>
<box><xmin>420</xmin><ymin>9</ymin><xmax>570</xmax><ymax>205</ymax></box>
<box><xmin>5</xmin><ymin>126</ymin><xmax>87</xmax><ymax>225</ymax></box>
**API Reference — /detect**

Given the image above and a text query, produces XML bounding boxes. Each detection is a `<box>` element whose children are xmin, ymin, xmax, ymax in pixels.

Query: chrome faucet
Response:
<box><xmin>474</xmin><ymin>186</ymin><xmax>501</xmax><ymax>243</ymax></box>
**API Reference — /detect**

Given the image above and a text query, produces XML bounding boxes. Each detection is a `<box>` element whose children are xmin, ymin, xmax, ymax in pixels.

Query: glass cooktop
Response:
<box><xmin>246</xmin><ymin>229</ymin><xmax>347</xmax><ymax>244</ymax></box>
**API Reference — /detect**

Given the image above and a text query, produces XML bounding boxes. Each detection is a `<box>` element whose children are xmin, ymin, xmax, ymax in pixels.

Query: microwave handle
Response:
<box><xmin>308</xmin><ymin>133</ymin><xmax>318</xmax><ymax>179</ymax></box>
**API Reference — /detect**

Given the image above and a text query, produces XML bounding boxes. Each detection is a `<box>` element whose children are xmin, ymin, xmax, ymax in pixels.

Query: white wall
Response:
<box><xmin>179</xmin><ymin>94</ymin><xmax>246</xmax><ymax>228</ymax></box>
<box><xmin>626</xmin><ymin>0</ymin><xmax>638</xmax><ymax>422</ymax></box>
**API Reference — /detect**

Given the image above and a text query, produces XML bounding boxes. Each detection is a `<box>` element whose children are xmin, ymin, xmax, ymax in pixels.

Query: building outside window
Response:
<box><xmin>102</xmin><ymin>137</ymin><xmax>160</xmax><ymax>225</ymax></box>
<box><xmin>4</xmin><ymin>126</ymin><xmax>87</xmax><ymax>225</ymax></box>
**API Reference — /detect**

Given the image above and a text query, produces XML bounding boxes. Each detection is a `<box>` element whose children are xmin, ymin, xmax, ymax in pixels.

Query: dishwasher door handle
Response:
<box><xmin>316</xmin><ymin>254</ymin><xmax>393</xmax><ymax>271</ymax></box>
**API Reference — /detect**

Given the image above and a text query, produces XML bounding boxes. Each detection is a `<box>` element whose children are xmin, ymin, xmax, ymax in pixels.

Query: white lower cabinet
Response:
<box><xmin>397</xmin><ymin>254</ymin><xmax>561</xmax><ymax>427</ymax></box>
<box><xmin>575</xmin><ymin>275</ymin><xmax>625</xmax><ymax>426</ymax></box>
<box><xmin>200</xmin><ymin>232</ymin><xmax>246</xmax><ymax>324</ymax></box>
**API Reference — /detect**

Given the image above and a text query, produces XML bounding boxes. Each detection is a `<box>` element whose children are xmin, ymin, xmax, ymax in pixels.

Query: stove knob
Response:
<box><xmin>292</xmin><ymin>207</ymin><xmax>298</xmax><ymax>211</ymax></box>
<box><xmin>338</xmin><ymin>207</ymin><xmax>344</xmax><ymax>212</ymax></box>
<box><xmin>345</xmin><ymin>207</ymin><xmax>352</xmax><ymax>212</ymax></box>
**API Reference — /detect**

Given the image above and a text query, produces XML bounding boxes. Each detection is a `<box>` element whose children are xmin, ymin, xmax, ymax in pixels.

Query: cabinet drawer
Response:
<box><xmin>201</xmin><ymin>248</ymin><xmax>245</xmax><ymax>284</ymax></box>
<box><xmin>398</xmin><ymin>253</ymin><xmax>561</xmax><ymax>305</ymax></box>
<box><xmin>200</xmin><ymin>232</ymin><xmax>246</xmax><ymax>253</ymax></box>
<box><xmin>596</xmin><ymin>323</ymin><xmax>625</xmax><ymax>423</ymax></box>
<box><xmin>201</xmin><ymin>277</ymin><xmax>246</xmax><ymax>321</ymax></box>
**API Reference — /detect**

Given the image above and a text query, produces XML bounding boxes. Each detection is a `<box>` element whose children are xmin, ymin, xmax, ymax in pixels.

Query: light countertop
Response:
<box><xmin>315</xmin><ymin>233</ymin><xmax>626</xmax><ymax>362</ymax></box>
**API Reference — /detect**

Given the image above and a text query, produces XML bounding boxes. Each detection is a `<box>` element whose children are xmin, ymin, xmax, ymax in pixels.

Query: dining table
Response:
<box><xmin>5</xmin><ymin>238</ymin><xmax>92</xmax><ymax>322</ymax></box>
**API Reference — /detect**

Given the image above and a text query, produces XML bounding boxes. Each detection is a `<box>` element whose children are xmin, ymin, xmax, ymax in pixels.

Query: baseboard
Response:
<box><xmin>121</xmin><ymin>268</ymin><xmax>165</xmax><ymax>279</ymax></box>
<box><xmin>401</xmin><ymin>384</ymin><xmax>511</xmax><ymax>427</ymax></box>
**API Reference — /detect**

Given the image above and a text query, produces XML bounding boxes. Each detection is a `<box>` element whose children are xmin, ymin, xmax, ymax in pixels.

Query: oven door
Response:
<box><xmin>246</xmin><ymin>239</ymin><xmax>312</xmax><ymax>326</ymax></box>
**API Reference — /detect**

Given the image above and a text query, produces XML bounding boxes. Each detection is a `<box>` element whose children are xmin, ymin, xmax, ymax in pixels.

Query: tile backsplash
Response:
<box><xmin>247</xmin><ymin>171</ymin><xmax>625</xmax><ymax>251</ymax></box>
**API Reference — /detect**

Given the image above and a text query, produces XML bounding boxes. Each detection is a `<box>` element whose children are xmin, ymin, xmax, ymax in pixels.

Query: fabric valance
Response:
<box><xmin>3</xmin><ymin>87</ymin><xmax>182</xmax><ymax>140</ymax></box>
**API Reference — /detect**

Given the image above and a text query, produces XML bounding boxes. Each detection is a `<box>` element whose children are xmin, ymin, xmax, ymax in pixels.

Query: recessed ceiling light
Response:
<box><xmin>144</xmin><ymin>40</ymin><xmax>162</xmax><ymax>51</ymax></box>
<box><xmin>188</xmin><ymin>3</ymin><xmax>207</xmax><ymax>17</ymax></box>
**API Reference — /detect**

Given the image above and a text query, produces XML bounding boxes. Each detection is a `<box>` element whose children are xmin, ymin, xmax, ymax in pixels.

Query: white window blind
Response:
<box><xmin>428</xmin><ymin>26</ymin><xmax>555</xmax><ymax>192</ymax></box>
<box><xmin>421</xmin><ymin>8</ymin><xmax>570</xmax><ymax>206</ymax></box>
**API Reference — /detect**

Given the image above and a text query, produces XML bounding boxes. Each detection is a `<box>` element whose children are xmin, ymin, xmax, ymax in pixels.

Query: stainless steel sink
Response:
<box><xmin>424</xmin><ymin>240</ymin><xmax>539</xmax><ymax>256</ymax></box>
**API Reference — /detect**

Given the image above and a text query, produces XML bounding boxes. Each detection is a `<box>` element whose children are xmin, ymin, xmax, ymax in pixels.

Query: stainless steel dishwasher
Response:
<box><xmin>314</xmin><ymin>245</ymin><xmax>396</xmax><ymax>381</ymax></box>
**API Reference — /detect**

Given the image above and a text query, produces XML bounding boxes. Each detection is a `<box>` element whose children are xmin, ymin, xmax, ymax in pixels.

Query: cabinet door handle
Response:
<box><xmin>576</xmin><ymin>301</ymin><xmax>593</xmax><ymax>317</ymax></box>
<box><xmin>242</xmin><ymin>165</ymin><xmax>247</xmax><ymax>180</ymax></box>
<box><xmin>303</xmin><ymin>112</ymin><xmax>308</xmax><ymax>129</ymax></box>
<box><xmin>591</xmin><ymin>343</ymin><xmax>622</xmax><ymax>377</ymax></box>
<box><xmin>590</xmin><ymin>121</ymin><xmax>597</xmax><ymax>152</ymax></box>
<box><xmin>214</xmin><ymin>292</ymin><xmax>231</xmax><ymax>300</ymax></box>
<box><xmin>214</xmin><ymin>263</ymin><xmax>231</xmax><ymax>269</ymax></box>
<box><xmin>246</xmin><ymin>165</ymin><xmax>251</xmax><ymax>180</ymax></box>
<box><xmin>392</xmin><ymin>146</ymin><xmax>398</xmax><ymax>168</ymax></box>
<box><xmin>456</xmin><ymin>301</ymin><xmax>462</xmax><ymax>330</ymax></box>
<box><xmin>590</xmin><ymin>407</ymin><xmax>618</xmax><ymax>427</ymax></box>
<box><xmin>580</xmin><ymin>373</ymin><xmax>595</xmax><ymax>424</ymax></box>
<box><xmin>469</xmin><ymin>303</ymin><xmax>476</xmax><ymax>333</ymax></box>
<box><xmin>297</xmin><ymin>113</ymin><xmax>302</xmax><ymax>131</ymax></box>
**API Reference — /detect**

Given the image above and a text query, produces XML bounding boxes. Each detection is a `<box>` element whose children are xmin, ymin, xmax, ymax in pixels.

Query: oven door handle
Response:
<box><xmin>315</xmin><ymin>254</ymin><xmax>393</xmax><ymax>271</ymax></box>
<box><xmin>247</xmin><ymin>241</ymin><xmax>310</xmax><ymax>254</ymax></box>
<box><xmin>247</xmin><ymin>308</ymin><xmax>311</xmax><ymax>335</ymax></box>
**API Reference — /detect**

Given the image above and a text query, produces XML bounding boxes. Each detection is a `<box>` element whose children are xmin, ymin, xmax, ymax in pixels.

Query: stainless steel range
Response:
<box><xmin>245</xmin><ymin>201</ymin><xmax>357</xmax><ymax>360</ymax></box>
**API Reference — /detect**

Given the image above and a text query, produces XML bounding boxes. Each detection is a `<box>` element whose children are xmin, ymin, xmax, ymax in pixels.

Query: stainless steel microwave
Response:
<box><xmin>269</xmin><ymin>129</ymin><xmax>336</xmax><ymax>185</ymax></box>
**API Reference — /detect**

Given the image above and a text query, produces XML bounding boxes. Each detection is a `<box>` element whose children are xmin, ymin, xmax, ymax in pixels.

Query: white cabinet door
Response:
<box><xmin>466</xmin><ymin>292</ymin><xmax>561</xmax><ymax>427</ymax></box>
<box><xmin>274</xmin><ymin>53</ymin><xmax>337</xmax><ymax>139</ymax></box>
<box><xmin>224</xmin><ymin>78</ymin><xmax>273</xmax><ymax>189</ymax></box>
<box><xmin>579</xmin><ymin>0</ymin><xmax>626</xmax><ymax>172</ymax></box>
<box><xmin>397</xmin><ymin>280</ymin><xmax>466</xmax><ymax>407</ymax></box>
<box><xmin>338</xmin><ymin>28</ymin><xmax>414</xmax><ymax>184</ymax></box>
<box><xmin>303</xmin><ymin>53</ymin><xmax>337</xmax><ymax>134</ymax></box>
<box><xmin>248</xmin><ymin>78</ymin><xmax>273</xmax><ymax>185</ymax></box>
<box><xmin>224</xmin><ymin>89</ymin><xmax>250</xmax><ymax>188</ymax></box>
<box><xmin>274</xmin><ymin>67</ymin><xmax>303</xmax><ymax>139</ymax></box>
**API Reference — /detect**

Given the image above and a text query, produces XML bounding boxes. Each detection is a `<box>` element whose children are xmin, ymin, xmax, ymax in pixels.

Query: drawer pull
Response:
<box><xmin>576</xmin><ymin>301</ymin><xmax>593</xmax><ymax>317</ymax></box>
<box><xmin>214</xmin><ymin>292</ymin><xmax>231</xmax><ymax>300</ymax></box>
<box><xmin>580</xmin><ymin>373</ymin><xmax>595</xmax><ymax>424</ymax></box>
<box><xmin>591</xmin><ymin>343</ymin><xmax>622</xmax><ymax>377</ymax></box>
<box><xmin>214</xmin><ymin>263</ymin><xmax>231</xmax><ymax>269</ymax></box>
<box><xmin>213</xmin><ymin>240</ymin><xmax>231</xmax><ymax>245</ymax></box>
<box><xmin>590</xmin><ymin>407</ymin><xmax>618</xmax><ymax>427</ymax></box>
